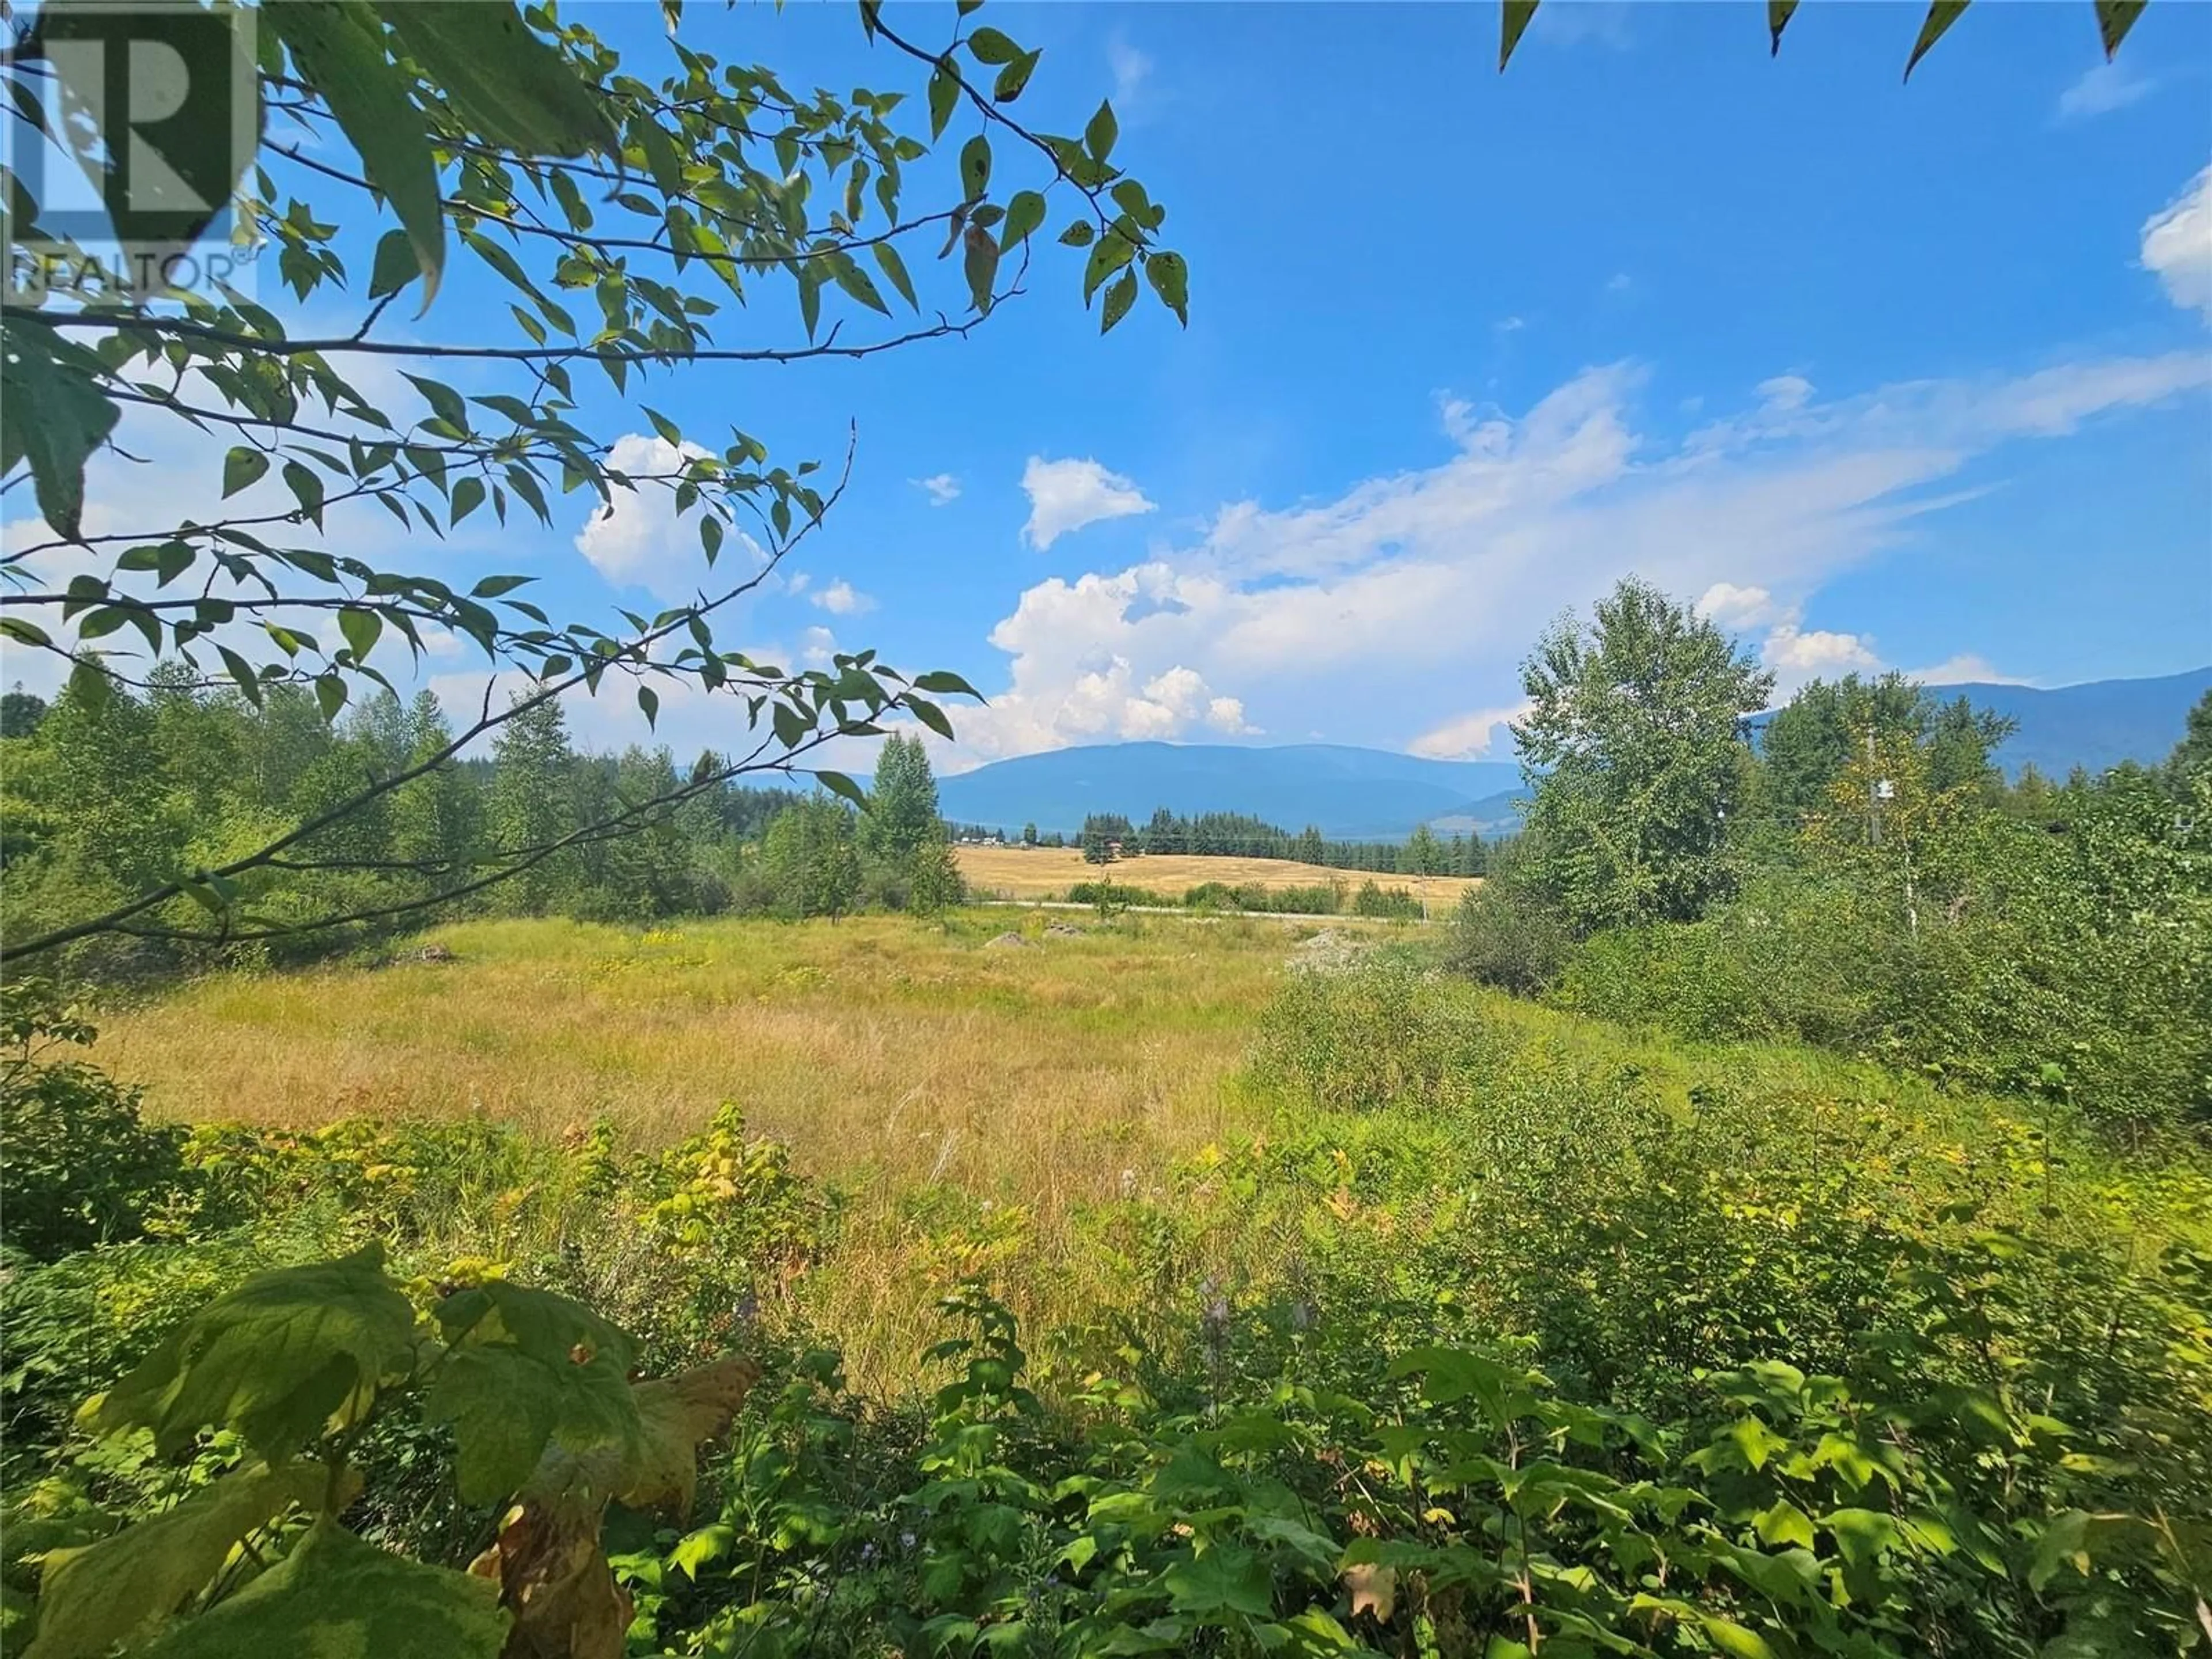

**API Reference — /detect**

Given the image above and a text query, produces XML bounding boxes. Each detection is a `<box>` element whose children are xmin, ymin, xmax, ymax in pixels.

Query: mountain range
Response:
<box><xmin>937</xmin><ymin>669</ymin><xmax>2210</xmax><ymax>840</ymax></box>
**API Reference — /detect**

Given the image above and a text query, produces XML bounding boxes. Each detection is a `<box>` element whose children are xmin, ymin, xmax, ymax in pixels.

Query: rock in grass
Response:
<box><xmin>984</xmin><ymin>931</ymin><xmax>1037</xmax><ymax>950</ymax></box>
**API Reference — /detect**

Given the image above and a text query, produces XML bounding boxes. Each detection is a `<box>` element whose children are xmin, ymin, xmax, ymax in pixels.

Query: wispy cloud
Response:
<box><xmin>941</xmin><ymin>350</ymin><xmax>2206</xmax><ymax>766</ymax></box>
<box><xmin>2057</xmin><ymin>59</ymin><xmax>2156</xmax><ymax>120</ymax></box>
<box><xmin>912</xmin><ymin>472</ymin><xmax>961</xmax><ymax>507</ymax></box>
<box><xmin>1107</xmin><ymin>33</ymin><xmax>1152</xmax><ymax>108</ymax></box>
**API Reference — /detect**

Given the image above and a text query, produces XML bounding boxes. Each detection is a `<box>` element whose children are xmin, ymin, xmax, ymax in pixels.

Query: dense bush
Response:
<box><xmin>1349</xmin><ymin>880</ymin><xmax>1421</xmax><ymax>919</ymax></box>
<box><xmin>1444</xmin><ymin>874</ymin><xmax>1575</xmax><ymax>994</ymax></box>
<box><xmin>1552</xmin><ymin>775</ymin><xmax>2212</xmax><ymax>1128</ymax></box>
<box><xmin>1184</xmin><ymin>880</ymin><xmax>1346</xmax><ymax>915</ymax></box>
<box><xmin>0</xmin><ymin>986</ymin><xmax>187</xmax><ymax>1263</ymax></box>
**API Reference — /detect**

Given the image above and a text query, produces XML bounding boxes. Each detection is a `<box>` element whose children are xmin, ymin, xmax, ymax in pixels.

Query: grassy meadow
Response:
<box><xmin>90</xmin><ymin>910</ymin><xmax>1401</xmax><ymax>1388</ymax></box>
<box><xmin>955</xmin><ymin>843</ymin><xmax>1482</xmax><ymax>906</ymax></box>
<box><xmin>81</xmin><ymin>907</ymin><xmax>2208</xmax><ymax>1409</ymax></box>
<box><xmin>17</xmin><ymin>908</ymin><xmax>2212</xmax><ymax>1652</ymax></box>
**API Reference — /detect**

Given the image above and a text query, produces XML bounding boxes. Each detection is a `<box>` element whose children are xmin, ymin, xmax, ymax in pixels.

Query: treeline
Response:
<box><xmin>0</xmin><ymin>669</ymin><xmax>963</xmax><ymax>976</ymax></box>
<box><xmin>1066</xmin><ymin>809</ymin><xmax>1488</xmax><ymax>874</ymax></box>
<box><xmin>1453</xmin><ymin>578</ymin><xmax>2212</xmax><ymax>1130</ymax></box>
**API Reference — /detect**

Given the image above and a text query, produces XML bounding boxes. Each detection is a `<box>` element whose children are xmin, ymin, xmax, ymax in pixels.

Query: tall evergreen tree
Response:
<box><xmin>391</xmin><ymin>691</ymin><xmax>484</xmax><ymax>891</ymax></box>
<box><xmin>859</xmin><ymin>733</ymin><xmax>943</xmax><ymax>862</ymax></box>
<box><xmin>488</xmin><ymin>694</ymin><xmax>578</xmax><ymax>915</ymax></box>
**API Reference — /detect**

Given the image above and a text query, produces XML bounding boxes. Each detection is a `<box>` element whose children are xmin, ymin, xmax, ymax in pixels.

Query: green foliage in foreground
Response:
<box><xmin>5</xmin><ymin>964</ymin><xmax>2209</xmax><ymax>1655</ymax></box>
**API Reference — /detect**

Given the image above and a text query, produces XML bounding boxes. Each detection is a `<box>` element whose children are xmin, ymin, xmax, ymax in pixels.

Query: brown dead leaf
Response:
<box><xmin>469</xmin><ymin>1354</ymin><xmax>760</xmax><ymax>1659</ymax></box>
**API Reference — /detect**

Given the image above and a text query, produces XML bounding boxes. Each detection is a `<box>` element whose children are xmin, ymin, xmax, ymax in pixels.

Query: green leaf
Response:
<box><xmin>959</xmin><ymin>134</ymin><xmax>993</xmax><ymax>202</ymax></box>
<box><xmin>367</xmin><ymin>227</ymin><xmax>421</xmax><ymax>299</ymax></box>
<box><xmin>994</xmin><ymin>49</ymin><xmax>1041</xmax><ymax>104</ymax></box>
<box><xmin>1767</xmin><ymin>0</ymin><xmax>1799</xmax><ymax>54</ymax></box>
<box><xmin>669</xmin><ymin>1524</ymin><xmax>734</xmax><ymax>1579</ymax></box>
<box><xmin>831</xmin><ymin>255</ymin><xmax>891</xmax><ymax>316</ymax></box>
<box><xmin>1099</xmin><ymin>267</ymin><xmax>1138</xmax><ymax>334</ymax></box>
<box><xmin>135</xmin><ymin>1518</ymin><xmax>507</xmax><ymax>1659</ymax></box>
<box><xmin>315</xmin><ymin>673</ymin><xmax>349</xmax><ymax>722</ymax></box>
<box><xmin>404</xmin><ymin>374</ymin><xmax>472</xmax><ymax>434</ymax></box>
<box><xmin>967</xmin><ymin>25</ymin><xmax>1022</xmax><ymax>64</ymax></box>
<box><xmin>963</xmin><ymin>224</ymin><xmax>1001</xmax><ymax>315</ymax></box>
<box><xmin>1000</xmin><ymin>189</ymin><xmax>1046</xmax><ymax>252</ymax></box>
<box><xmin>1698</xmin><ymin>1618</ymin><xmax>1779</xmax><ymax>1659</ymax></box>
<box><xmin>426</xmin><ymin>1281</ymin><xmax>641</xmax><ymax>1503</ymax></box>
<box><xmin>1143</xmin><ymin>250</ymin><xmax>1189</xmax><ymax>325</ymax></box>
<box><xmin>1501</xmin><ymin>0</ymin><xmax>1540</xmax><ymax>69</ymax></box>
<box><xmin>1825</xmin><ymin>1506</ymin><xmax>1902</xmax><ymax>1568</ymax></box>
<box><xmin>873</xmin><ymin>242</ymin><xmax>918</xmax><ymax>310</ymax></box>
<box><xmin>1</xmin><ymin>318</ymin><xmax>120</xmax><ymax>541</ymax></box>
<box><xmin>816</xmin><ymin>768</ymin><xmax>868</xmax><ymax>808</ymax></box>
<box><xmin>1162</xmin><ymin>1546</ymin><xmax>1272</xmax><ymax>1617</ymax></box>
<box><xmin>223</xmin><ymin>447</ymin><xmax>271</xmax><ymax>498</ymax></box>
<box><xmin>1084</xmin><ymin>99</ymin><xmax>1118</xmax><ymax>162</ymax></box>
<box><xmin>638</xmin><ymin>684</ymin><xmax>660</xmax><ymax>728</ymax></box>
<box><xmin>1082</xmin><ymin>231</ymin><xmax>1137</xmax><ymax>303</ymax></box>
<box><xmin>927</xmin><ymin>57</ymin><xmax>959</xmax><ymax>140</ymax></box>
<box><xmin>219</xmin><ymin>646</ymin><xmax>264</xmax><ymax>704</ymax></box>
<box><xmin>906</xmin><ymin>695</ymin><xmax>956</xmax><ymax>742</ymax></box>
<box><xmin>282</xmin><ymin>461</ymin><xmax>325</xmax><ymax>526</ymax></box>
<box><xmin>381</xmin><ymin>2</ymin><xmax>616</xmax><ymax>158</ymax></box>
<box><xmin>1058</xmin><ymin>219</ymin><xmax>1096</xmax><ymax>248</ymax></box>
<box><xmin>912</xmin><ymin>669</ymin><xmax>982</xmax><ymax>698</ymax></box>
<box><xmin>271</xmin><ymin>2</ymin><xmax>447</xmax><ymax>305</ymax></box>
<box><xmin>471</xmin><ymin>573</ymin><xmax>534</xmax><ymax>598</ymax></box>
<box><xmin>2095</xmin><ymin>0</ymin><xmax>2145</xmax><ymax>56</ymax></box>
<box><xmin>1751</xmin><ymin>1499</ymin><xmax>1816</xmax><ymax>1551</ymax></box>
<box><xmin>450</xmin><ymin>476</ymin><xmax>487</xmax><ymax>524</ymax></box>
<box><xmin>338</xmin><ymin>607</ymin><xmax>382</xmax><ymax>661</ymax></box>
<box><xmin>1904</xmin><ymin>1</ymin><xmax>1968</xmax><ymax>79</ymax></box>
<box><xmin>26</xmin><ymin>1464</ymin><xmax>329</xmax><ymax>1659</ymax></box>
<box><xmin>81</xmin><ymin>1245</ymin><xmax>414</xmax><ymax>1464</ymax></box>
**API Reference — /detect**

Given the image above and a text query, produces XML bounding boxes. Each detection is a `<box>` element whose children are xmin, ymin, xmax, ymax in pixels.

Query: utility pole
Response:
<box><xmin>1867</xmin><ymin>728</ymin><xmax>1881</xmax><ymax>847</ymax></box>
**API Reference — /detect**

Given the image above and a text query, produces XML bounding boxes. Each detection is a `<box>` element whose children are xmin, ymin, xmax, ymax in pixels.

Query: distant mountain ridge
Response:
<box><xmin>938</xmin><ymin>743</ymin><xmax>1522</xmax><ymax>840</ymax></box>
<box><xmin>1955</xmin><ymin>669</ymin><xmax>2210</xmax><ymax>779</ymax></box>
<box><xmin>937</xmin><ymin>669</ymin><xmax>2209</xmax><ymax>840</ymax></box>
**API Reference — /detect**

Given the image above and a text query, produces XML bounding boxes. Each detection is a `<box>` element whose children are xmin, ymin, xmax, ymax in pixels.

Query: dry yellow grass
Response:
<box><xmin>92</xmin><ymin>910</ymin><xmax>1366</xmax><ymax>1388</ymax></box>
<box><xmin>956</xmin><ymin>843</ymin><xmax>1482</xmax><ymax>906</ymax></box>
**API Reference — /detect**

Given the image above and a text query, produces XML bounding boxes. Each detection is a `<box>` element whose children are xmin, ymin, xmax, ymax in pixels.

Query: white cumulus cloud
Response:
<box><xmin>574</xmin><ymin>432</ymin><xmax>726</xmax><ymax>601</ymax></box>
<box><xmin>1696</xmin><ymin>582</ymin><xmax>1784</xmax><ymax>630</ymax></box>
<box><xmin>912</xmin><ymin>473</ymin><xmax>961</xmax><ymax>507</ymax></box>
<box><xmin>1020</xmin><ymin>456</ymin><xmax>1156</xmax><ymax>551</ymax></box>
<box><xmin>1410</xmin><ymin>703</ymin><xmax>1532</xmax><ymax>761</ymax></box>
<box><xmin>810</xmin><ymin>579</ymin><xmax>874</xmax><ymax>616</ymax></box>
<box><xmin>2143</xmin><ymin>165</ymin><xmax>2212</xmax><ymax>318</ymax></box>
<box><xmin>948</xmin><ymin>347</ymin><xmax>2205</xmax><ymax>768</ymax></box>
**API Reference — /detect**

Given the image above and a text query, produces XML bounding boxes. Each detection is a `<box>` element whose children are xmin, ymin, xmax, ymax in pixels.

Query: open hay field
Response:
<box><xmin>956</xmin><ymin>843</ymin><xmax>1482</xmax><ymax>905</ymax></box>
<box><xmin>90</xmin><ymin>910</ymin><xmax>1372</xmax><ymax>1387</ymax></box>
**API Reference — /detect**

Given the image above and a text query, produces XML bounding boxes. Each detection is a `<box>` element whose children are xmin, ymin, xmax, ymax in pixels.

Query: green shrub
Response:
<box><xmin>0</xmin><ymin>985</ymin><xmax>187</xmax><ymax>1262</ymax></box>
<box><xmin>1444</xmin><ymin>877</ymin><xmax>1574</xmax><ymax>993</ymax></box>
<box><xmin>1349</xmin><ymin>880</ymin><xmax>1419</xmax><ymax>919</ymax></box>
<box><xmin>1183</xmin><ymin>881</ymin><xmax>1342</xmax><ymax>915</ymax></box>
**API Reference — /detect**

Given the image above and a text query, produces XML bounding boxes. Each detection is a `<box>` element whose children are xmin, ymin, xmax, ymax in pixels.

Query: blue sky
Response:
<box><xmin>12</xmin><ymin>1</ymin><xmax>2211</xmax><ymax>771</ymax></box>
